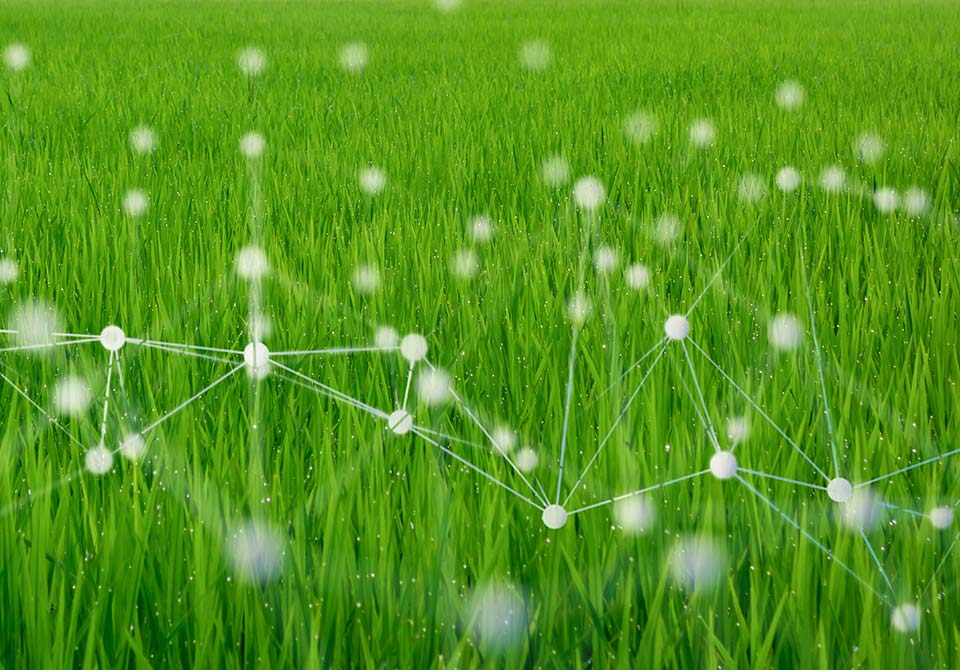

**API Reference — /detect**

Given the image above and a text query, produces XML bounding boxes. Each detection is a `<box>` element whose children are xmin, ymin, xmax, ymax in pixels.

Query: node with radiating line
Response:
<box><xmin>541</xmin><ymin>504</ymin><xmax>567</xmax><ymax>529</ymax></box>
<box><xmin>827</xmin><ymin>477</ymin><xmax>853</xmax><ymax>503</ymax></box>
<box><xmin>243</xmin><ymin>341</ymin><xmax>270</xmax><ymax>380</ymax></box>
<box><xmin>709</xmin><ymin>451</ymin><xmax>737</xmax><ymax>479</ymax></box>
<box><xmin>664</xmin><ymin>314</ymin><xmax>690</xmax><ymax>341</ymax></box>
<box><xmin>387</xmin><ymin>409</ymin><xmax>413</xmax><ymax>435</ymax></box>
<box><xmin>99</xmin><ymin>325</ymin><xmax>126</xmax><ymax>351</ymax></box>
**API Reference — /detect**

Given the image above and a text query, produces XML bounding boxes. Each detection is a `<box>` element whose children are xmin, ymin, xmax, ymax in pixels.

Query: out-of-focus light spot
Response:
<box><xmin>235</xmin><ymin>245</ymin><xmax>269</xmax><ymax>280</ymax></box>
<box><xmin>614</xmin><ymin>496</ymin><xmax>655</xmax><ymax>534</ymax></box>
<box><xmin>352</xmin><ymin>264</ymin><xmax>380</xmax><ymax>293</ymax></box>
<box><xmin>122</xmin><ymin>189</ymin><xmax>148</xmax><ymax>217</ymax></box>
<box><xmin>688</xmin><ymin>118</ymin><xmax>716</xmax><ymax>147</ymax></box>
<box><xmin>624</xmin><ymin>110</ymin><xmax>657</xmax><ymax>145</ymax></box>
<box><xmin>515</xmin><ymin>446</ymin><xmax>538</xmax><ymax>472</ymax></box>
<box><xmin>624</xmin><ymin>263</ymin><xmax>650</xmax><ymax>290</ymax></box>
<box><xmin>239</xmin><ymin>131</ymin><xmax>265</xmax><ymax>159</ymax></box>
<box><xmin>227</xmin><ymin>519</ymin><xmax>285</xmax><ymax>584</ymax></box>
<box><xmin>359</xmin><ymin>166</ymin><xmax>386</xmax><ymax>195</ymax></box>
<box><xmin>449</xmin><ymin>248</ymin><xmax>479</xmax><ymax>279</ymax></box>
<box><xmin>566</xmin><ymin>291</ymin><xmax>592</xmax><ymax>324</ymax></box>
<box><xmin>669</xmin><ymin>536</ymin><xmax>727</xmax><ymax>590</ymax></box>
<box><xmin>339</xmin><ymin>42</ymin><xmax>369</xmax><ymax>73</ymax></box>
<box><xmin>855</xmin><ymin>132</ymin><xmax>885</xmax><ymax>164</ymax></box>
<box><xmin>737</xmin><ymin>174</ymin><xmax>766</xmax><ymax>203</ymax></box>
<box><xmin>775</xmin><ymin>80</ymin><xmax>804</xmax><ymax>110</ymax></box>
<box><xmin>3</xmin><ymin>43</ymin><xmax>31</xmax><ymax>71</ymax></box>
<box><xmin>873</xmin><ymin>188</ymin><xmax>898</xmax><ymax>213</ymax></box>
<box><xmin>775</xmin><ymin>167</ymin><xmax>801</xmax><ymax>192</ymax></box>
<box><xmin>237</xmin><ymin>47</ymin><xmax>266</xmax><ymax>76</ymax></box>
<box><xmin>768</xmin><ymin>313</ymin><xmax>803</xmax><ymax>351</ymax></box>
<box><xmin>594</xmin><ymin>245</ymin><xmax>619</xmax><ymax>274</ymax></box>
<box><xmin>572</xmin><ymin>176</ymin><xmax>605</xmax><ymax>211</ymax></box>
<box><xmin>417</xmin><ymin>368</ymin><xmax>451</xmax><ymax>405</ymax></box>
<box><xmin>518</xmin><ymin>39</ymin><xmax>551</xmax><ymax>71</ymax></box>
<box><xmin>902</xmin><ymin>187</ymin><xmax>930</xmax><ymax>217</ymax></box>
<box><xmin>129</xmin><ymin>125</ymin><xmax>157</xmax><ymax>154</ymax></box>
<box><xmin>0</xmin><ymin>257</ymin><xmax>18</xmax><ymax>285</ymax></box>
<box><xmin>466</xmin><ymin>581</ymin><xmax>529</xmax><ymax>653</ymax></box>
<box><xmin>819</xmin><ymin>165</ymin><xmax>846</xmax><ymax>193</ymax></box>
<box><xmin>541</xmin><ymin>155</ymin><xmax>571</xmax><ymax>187</ymax></box>
<box><xmin>53</xmin><ymin>376</ymin><xmax>92</xmax><ymax>416</ymax></box>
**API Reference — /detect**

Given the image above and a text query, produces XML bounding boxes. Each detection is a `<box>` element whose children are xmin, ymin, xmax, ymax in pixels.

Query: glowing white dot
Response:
<box><xmin>9</xmin><ymin>301</ymin><xmax>61</xmax><ymax>351</ymax></box>
<box><xmin>387</xmin><ymin>409</ymin><xmax>413</xmax><ymax>435</ymax></box>
<box><xmin>129</xmin><ymin>125</ymin><xmax>157</xmax><ymax>154</ymax></box>
<box><xmin>519</xmin><ymin>40</ymin><xmax>551</xmax><ymax>71</ymax></box>
<box><xmin>99</xmin><ymin>325</ymin><xmax>126</xmax><ymax>351</ymax></box>
<box><xmin>855</xmin><ymin>132</ymin><xmax>885</xmax><ymax>164</ymax></box>
<box><xmin>433</xmin><ymin>0</ymin><xmax>462</xmax><ymax>12</ymax></box>
<box><xmin>449</xmin><ymin>248</ymin><xmax>479</xmax><ymax>279</ymax></box>
<box><xmin>725</xmin><ymin>416</ymin><xmax>750</xmax><ymax>445</ymax></box>
<box><xmin>417</xmin><ymin>368</ymin><xmax>451</xmax><ymax>406</ymax></box>
<box><xmin>541</xmin><ymin>504</ymin><xmax>567</xmax><ymax>529</ymax></box>
<box><xmin>891</xmin><ymin>603</ymin><xmax>920</xmax><ymax>633</ymax></box>
<box><xmin>339</xmin><ymin>42</ymin><xmax>368</xmax><ymax>73</ymax></box>
<box><xmin>902</xmin><ymin>188</ymin><xmax>930</xmax><ymax>217</ymax></box>
<box><xmin>768</xmin><ymin>313</ymin><xmax>803</xmax><ymax>351</ymax></box>
<box><xmin>3</xmin><ymin>43</ymin><xmax>30</xmax><ymax>71</ymax></box>
<box><xmin>652</xmin><ymin>213</ymin><xmax>682</xmax><ymax>246</ymax></box>
<box><xmin>399</xmin><ymin>333</ymin><xmax>428</xmax><ymax>362</ymax></box>
<box><xmin>572</xmin><ymin>176</ymin><xmax>606</xmax><ymax>211</ymax></box>
<box><xmin>625</xmin><ymin>263</ymin><xmax>650</xmax><ymax>290</ymax></box>
<box><xmin>352</xmin><ymin>264</ymin><xmax>380</xmax><ymax>293</ymax></box>
<box><xmin>614</xmin><ymin>496</ymin><xmax>655</xmax><ymax>535</ymax></box>
<box><xmin>929</xmin><ymin>506</ymin><xmax>954</xmax><ymax>529</ymax></box>
<box><xmin>775</xmin><ymin>167</ymin><xmax>801</xmax><ymax>192</ymax></box>
<box><xmin>53</xmin><ymin>376</ymin><xmax>92</xmax><ymax>416</ymax></box>
<box><xmin>874</xmin><ymin>188</ymin><xmax>899</xmax><ymax>213</ymax></box>
<box><xmin>541</xmin><ymin>155</ymin><xmax>571</xmax><ymax>188</ymax></box>
<box><xmin>0</xmin><ymin>257</ymin><xmax>18</xmax><ymax>285</ymax></box>
<box><xmin>235</xmin><ymin>245</ymin><xmax>269</xmax><ymax>280</ymax></box>
<box><xmin>827</xmin><ymin>477</ymin><xmax>853</xmax><ymax>503</ymax></box>
<box><xmin>737</xmin><ymin>174</ymin><xmax>766</xmax><ymax>204</ymax></box>
<box><xmin>491</xmin><ymin>425</ymin><xmax>517</xmax><ymax>453</ymax></box>
<box><xmin>566</xmin><ymin>291</ymin><xmax>592</xmax><ymax>324</ymax></box>
<box><xmin>514</xmin><ymin>447</ymin><xmax>538</xmax><ymax>472</ymax></box>
<box><xmin>688</xmin><ymin>118</ymin><xmax>716</xmax><ymax>147</ymax></box>
<box><xmin>85</xmin><ymin>445</ymin><xmax>114</xmax><ymax>475</ymax></box>
<box><xmin>243</xmin><ymin>341</ymin><xmax>270</xmax><ymax>380</ymax></box>
<box><xmin>775</xmin><ymin>80</ymin><xmax>804</xmax><ymax>110</ymax></box>
<box><xmin>819</xmin><ymin>166</ymin><xmax>846</xmax><ymax>193</ymax></box>
<box><xmin>467</xmin><ymin>582</ymin><xmax>528</xmax><ymax>652</ymax></box>
<box><xmin>624</xmin><ymin>110</ymin><xmax>657</xmax><ymax>145</ymax></box>
<box><xmin>709</xmin><ymin>451</ymin><xmax>737</xmax><ymax>479</ymax></box>
<box><xmin>374</xmin><ymin>326</ymin><xmax>399</xmax><ymax>349</ymax></box>
<box><xmin>122</xmin><ymin>189</ymin><xmax>148</xmax><ymax>218</ymax></box>
<box><xmin>227</xmin><ymin>520</ymin><xmax>284</xmax><ymax>583</ymax></box>
<box><xmin>237</xmin><ymin>47</ymin><xmax>266</xmax><ymax>77</ymax></box>
<box><xmin>239</xmin><ymin>132</ymin><xmax>265</xmax><ymax>159</ymax></box>
<box><xmin>120</xmin><ymin>434</ymin><xmax>146</xmax><ymax>461</ymax></box>
<box><xmin>359</xmin><ymin>166</ymin><xmax>386</xmax><ymax>195</ymax></box>
<box><xmin>594</xmin><ymin>246</ymin><xmax>619</xmax><ymax>274</ymax></box>
<box><xmin>468</xmin><ymin>215</ymin><xmax>494</xmax><ymax>243</ymax></box>
<box><xmin>670</xmin><ymin>536</ymin><xmax>726</xmax><ymax>590</ymax></box>
<box><xmin>664</xmin><ymin>314</ymin><xmax>689</xmax><ymax>341</ymax></box>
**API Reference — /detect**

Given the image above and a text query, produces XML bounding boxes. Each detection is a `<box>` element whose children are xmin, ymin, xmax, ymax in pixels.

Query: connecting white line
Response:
<box><xmin>0</xmin><ymin>366</ymin><xmax>86</xmax><ymax>451</ymax></box>
<box><xmin>0</xmin><ymin>338</ymin><xmax>98</xmax><ymax>353</ymax></box>
<box><xmin>684</xmin><ymin>221</ymin><xmax>760</xmax><ymax>318</ymax></box>
<box><xmin>138</xmin><ymin>364</ymin><xmax>245</xmax><ymax>438</ymax></box>
<box><xmin>270</xmin><ymin>346</ymin><xmax>400</xmax><ymax>357</ymax></box>
<box><xmin>555</xmin><ymin>326</ymin><xmax>579</xmax><ymax>503</ymax></box>
<box><xmin>568</xmin><ymin>469</ymin><xmax>710</xmax><ymax>516</ymax></box>
<box><xmin>921</xmin><ymin>530</ymin><xmax>960</xmax><ymax>599</ymax></box>
<box><xmin>133</xmin><ymin>340</ymin><xmax>239</xmax><ymax>366</ymax></box>
<box><xmin>98</xmin><ymin>350</ymin><xmax>116</xmax><ymax>446</ymax></box>
<box><xmin>857</xmin><ymin>528</ymin><xmax>896</xmax><ymax>597</ymax></box>
<box><xmin>411</xmin><ymin>425</ymin><xmax>488</xmax><ymax>451</ymax></box>
<box><xmin>737</xmin><ymin>468</ymin><xmax>827</xmax><ymax>491</ymax></box>
<box><xmin>735</xmin><ymin>474</ymin><xmax>892</xmax><ymax>605</ymax></box>
<box><xmin>127</xmin><ymin>338</ymin><xmax>244</xmax><ymax>356</ymax></box>
<box><xmin>401</xmin><ymin>361</ymin><xmax>414</xmax><ymax>411</ymax></box>
<box><xmin>686</xmin><ymin>337</ymin><xmax>831</xmax><ymax>482</ymax></box>
<box><xmin>876</xmin><ymin>500</ymin><xmax>925</xmax><ymax>518</ymax></box>
<box><xmin>680</xmin><ymin>340</ymin><xmax>721</xmax><ymax>452</ymax></box>
<box><xmin>855</xmin><ymin>447</ymin><xmax>960</xmax><ymax>488</ymax></box>
<box><xmin>562</xmin><ymin>344</ymin><xmax>668</xmax><ymax>508</ymax></box>
<box><xmin>411</xmin><ymin>428</ymin><xmax>543</xmax><ymax>510</ymax></box>
<box><xmin>799</xmin><ymin>245</ymin><xmax>840</xmax><ymax>478</ymax></box>
<box><xmin>271</xmin><ymin>362</ymin><xmax>389</xmax><ymax>420</ymax></box>
<box><xmin>588</xmin><ymin>336</ymin><xmax>666</xmax><ymax>409</ymax></box>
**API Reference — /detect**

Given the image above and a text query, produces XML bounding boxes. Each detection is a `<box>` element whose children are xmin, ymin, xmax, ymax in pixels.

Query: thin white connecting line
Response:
<box><xmin>138</xmin><ymin>364</ymin><xmax>245</xmax><ymax>438</ymax></box>
<box><xmin>126</xmin><ymin>338</ymin><xmax>244</xmax><ymax>356</ymax></box>
<box><xmin>568</xmin><ymin>469</ymin><xmax>710</xmax><ymax>516</ymax></box>
<box><xmin>857</xmin><ymin>527</ymin><xmax>897</xmax><ymax>597</ymax></box>
<box><xmin>0</xmin><ymin>366</ymin><xmax>87</xmax><ymax>451</ymax></box>
<box><xmin>738</xmin><ymin>468</ymin><xmax>827</xmax><ymax>491</ymax></box>
<box><xmin>422</xmin><ymin>358</ymin><xmax>549</xmax><ymax>508</ymax></box>
<box><xmin>799</xmin><ymin>245</ymin><xmax>841</xmax><ymax>478</ymax></box>
<box><xmin>0</xmin><ymin>338</ymin><xmax>99</xmax><ymax>354</ymax></box>
<box><xmin>410</xmin><ymin>428</ymin><xmax>543</xmax><ymax>510</ymax></box>
<box><xmin>588</xmin><ymin>336</ymin><xmax>667</xmax><ymax>409</ymax></box>
<box><xmin>920</xmin><ymin>530</ymin><xmax>960</xmax><ymax>600</ymax></box>
<box><xmin>401</xmin><ymin>362</ymin><xmax>414</xmax><ymax>411</ymax></box>
<box><xmin>686</xmin><ymin>337</ymin><xmax>831</xmax><ymax>482</ymax></box>
<box><xmin>855</xmin><ymin>447</ymin><xmax>960</xmax><ymax>488</ymax></box>
<box><xmin>555</xmin><ymin>326</ymin><xmax>579</xmax><ymax>504</ymax></box>
<box><xmin>735</xmin><ymin>474</ymin><xmax>892</xmax><ymax>605</ymax></box>
<box><xmin>131</xmin><ymin>340</ymin><xmax>239</xmax><ymax>366</ymax></box>
<box><xmin>876</xmin><ymin>500</ymin><xmax>926</xmax><ymax>518</ymax></box>
<box><xmin>562</xmin><ymin>344</ymin><xmax>668</xmax><ymax>509</ymax></box>
<box><xmin>411</xmin><ymin>425</ymin><xmax>488</xmax><ymax>451</ymax></box>
<box><xmin>680</xmin><ymin>340</ymin><xmax>721</xmax><ymax>452</ymax></box>
<box><xmin>684</xmin><ymin>219</ymin><xmax>761</xmax><ymax>318</ymax></box>
<box><xmin>270</xmin><ymin>362</ymin><xmax>389</xmax><ymax>420</ymax></box>
<box><xmin>98</xmin><ymin>350</ymin><xmax>116</xmax><ymax>446</ymax></box>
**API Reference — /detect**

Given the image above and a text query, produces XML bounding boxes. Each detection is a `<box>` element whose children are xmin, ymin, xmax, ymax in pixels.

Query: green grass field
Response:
<box><xmin>1</xmin><ymin>0</ymin><xmax>959</xmax><ymax>667</ymax></box>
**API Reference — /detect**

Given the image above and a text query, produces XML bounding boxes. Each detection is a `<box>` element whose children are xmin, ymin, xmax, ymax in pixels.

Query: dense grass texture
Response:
<box><xmin>1</xmin><ymin>0</ymin><xmax>959</xmax><ymax>667</ymax></box>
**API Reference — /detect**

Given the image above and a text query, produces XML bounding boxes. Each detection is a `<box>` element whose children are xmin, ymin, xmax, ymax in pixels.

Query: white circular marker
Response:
<box><xmin>99</xmin><ymin>325</ymin><xmax>126</xmax><ymax>351</ymax></box>
<box><xmin>664</xmin><ymin>314</ymin><xmax>690</xmax><ymax>341</ymax></box>
<box><xmin>85</xmin><ymin>445</ymin><xmax>114</xmax><ymax>475</ymax></box>
<box><xmin>541</xmin><ymin>504</ymin><xmax>567</xmax><ymax>530</ymax></box>
<box><xmin>120</xmin><ymin>434</ymin><xmax>146</xmax><ymax>461</ymax></box>
<box><xmin>929</xmin><ymin>506</ymin><xmax>954</xmax><ymax>529</ymax></box>
<box><xmin>827</xmin><ymin>477</ymin><xmax>853</xmax><ymax>503</ymax></box>
<box><xmin>515</xmin><ymin>447</ymin><xmax>539</xmax><ymax>472</ymax></box>
<box><xmin>387</xmin><ymin>409</ymin><xmax>413</xmax><ymax>435</ymax></box>
<box><xmin>709</xmin><ymin>451</ymin><xmax>737</xmax><ymax>480</ymax></box>
<box><xmin>399</xmin><ymin>333</ymin><xmax>428</xmax><ymax>362</ymax></box>
<box><xmin>243</xmin><ymin>341</ymin><xmax>270</xmax><ymax>380</ymax></box>
<box><xmin>572</xmin><ymin>176</ymin><xmax>606</xmax><ymax>211</ymax></box>
<box><xmin>891</xmin><ymin>603</ymin><xmax>920</xmax><ymax>633</ymax></box>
